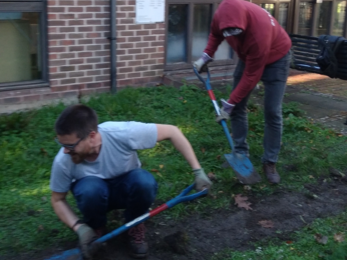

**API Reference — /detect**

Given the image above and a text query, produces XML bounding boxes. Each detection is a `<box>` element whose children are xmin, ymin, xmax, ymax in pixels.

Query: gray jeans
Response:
<box><xmin>231</xmin><ymin>51</ymin><xmax>292</xmax><ymax>163</ymax></box>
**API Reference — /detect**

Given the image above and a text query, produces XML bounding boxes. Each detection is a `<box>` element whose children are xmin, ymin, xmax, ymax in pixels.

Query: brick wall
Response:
<box><xmin>48</xmin><ymin>0</ymin><xmax>111</xmax><ymax>95</ymax></box>
<box><xmin>116</xmin><ymin>0</ymin><xmax>165</xmax><ymax>86</ymax></box>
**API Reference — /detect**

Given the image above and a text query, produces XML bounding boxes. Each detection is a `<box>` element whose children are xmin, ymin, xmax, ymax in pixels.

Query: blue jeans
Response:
<box><xmin>231</xmin><ymin>51</ymin><xmax>292</xmax><ymax>163</ymax></box>
<box><xmin>71</xmin><ymin>169</ymin><xmax>158</xmax><ymax>229</ymax></box>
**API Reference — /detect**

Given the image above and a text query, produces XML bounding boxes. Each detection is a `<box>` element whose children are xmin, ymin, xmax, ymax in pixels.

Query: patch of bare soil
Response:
<box><xmin>4</xmin><ymin>175</ymin><xmax>347</xmax><ymax>260</ymax></box>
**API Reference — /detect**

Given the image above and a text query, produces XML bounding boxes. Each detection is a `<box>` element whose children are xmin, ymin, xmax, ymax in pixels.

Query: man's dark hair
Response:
<box><xmin>55</xmin><ymin>105</ymin><xmax>98</xmax><ymax>138</ymax></box>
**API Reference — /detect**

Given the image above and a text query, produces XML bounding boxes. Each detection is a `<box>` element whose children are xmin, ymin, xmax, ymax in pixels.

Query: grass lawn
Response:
<box><xmin>0</xmin><ymin>85</ymin><xmax>346</xmax><ymax>258</ymax></box>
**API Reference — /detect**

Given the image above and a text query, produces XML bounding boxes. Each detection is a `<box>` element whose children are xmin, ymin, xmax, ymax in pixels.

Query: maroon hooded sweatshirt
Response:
<box><xmin>204</xmin><ymin>0</ymin><xmax>291</xmax><ymax>104</ymax></box>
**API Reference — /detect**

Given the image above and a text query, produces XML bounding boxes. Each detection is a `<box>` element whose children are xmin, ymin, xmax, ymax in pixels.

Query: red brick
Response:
<box><xmin>119</xmin><ymin>55</ymin><xmax>134</xmax><ymax>61</ymax></box>
<box><xmin>152</xmin><ymin>29</ymin><xmax>165</xmax><ymax>34</ymax></box>
<box><xmin>51</xmin><ymin>73</ymin><xmax>67</xmax><ymax>79</ymax></box>
<box><xmin>143</xmin><ymin>48</ymin><xmax>156</xmax><ymax>53</ymax></box>
<box><xmin>51</xmin><ymin>86</ymin><xmax>69</xmax><ymax>92</ymax></box>
<box><xmin>128</xmin><ymin>49</ymin><xmax>142</xmax><ymax>54</ymax></box>
<box><xmin>117</xmin><ymin>25</ymin><xmax>126</xmax><ymax>31</ymax></box>
<box><xmin>128</xmin><ymin>13</ymin><xmax>135</xmax><ymax>18</ymax></box>
<box><xmin>120</xmin><ymin>19</ymin><xmax>134</xmax><ymax>24</ymax></box>
<box><xmin>60</xmin><ymin>66</ymin><xmax>75</xmax><ymax>72</ymax></box>
<box><xmin>96</xmin><ymin>26</ymin><xmax>109</xmax><ymax>31</ymax></box>
<box><xmin>50</xmin><ymin>67</ymin><xmax>58</xmax><ymax>73</ymax></box>
<box><xmin>119</xmin><ymin>43</ymin><xmax>134</xmax><ymax>49</ymax></box>
<box><xmin>143</xmin><ymin>36</ymin><xmax>156</xmax><ymax>41</ymax></box>
<box><xmin>49</xmin><ymin>47</ymin><xmax>66</xmax><ymax>53</ymax></box>
<box><xmin>135</xmin><ymin>66</ymin><xmax>148</xmax><ymax>72</ymax></box>
<box><xmin>96</xmin><ymin>76</ymin><xmax>109</xmax><ymax>81</ymax></box>
<box><xmin>60</xmin><ymin>53</ymin><xmax>75</xmax><ymax>59</ymax></box>
<box><xmin>69</xmin><ymin>34</ymin><xmax>84</xmax><ymax>39</ymax></box>
<box><xmin>143</xmin><ymin>71</ymin><xmax>157</xmax><ymax>77</ymax></box>
<box><xmin>87</xmin><ymin>70</ymin><xmax>102</xmax><ymax>76</ymax></box>
<box><xmin>150</xmin><ymin>65</ymin><xmax>163</xmax><ymax>70</ymax></box>
<box><xmin>70</xmin><ymin>72</ymin><xmax>85</xmax><ymax>77</ymax></box>
<box><xmin>78</xmin><ymin>13</ymin><xmax>93</xmax><ymax>19</ymax></box>
<box><xmin>50</xmin><ymin>54</ymin><xmax>58</xmax><ymax>60</ymax></box>
<box><xmin>49</xmin><ymin>20</ymin><xmax>65</xmax><ymax>26</ymax></box>
<box><xmin>77</xmin><ymin>0</ymin><xmax>93</xmax><ymax>5</ymax></box>
<box><xmin>87</xmin><ymin>33</ymin><xmax>101</xmax><ymax>38</ymax></box>
<box><xmin>95</xmin><ymin>51</ymin><xmax>110</xmax><ymax>56</ymax></box>
<box><xmin>135</xmin><ymin>54</ymin><xmax>149</xmax><ymax>59</ymax></box>
<box><xmin>60</xmin><ymin>40</ymin><xmax>74</xmax><ymax>46</ymax></box>
<box><xmin>70</xmin><ymin>46</ymin><xmax>84</xmax><ymax>52</ymax></box>
<box><xmin>143</xmin><ymin>59</ymin><xmax>156</xmax><ymax>65</ymax></box>
<box><xmin>78</xmin><ymin>77</ymin><xmax>94</xmax><ymax>83</ymax></box>
<box><xmin>87</xmin><ymin>20</ymin><xmax>102</xmax><ymax>25</ymax></box>
<box><xmin>69</xmin><ymin>59</ymin><xmax>85</xmax><ymax>65</ymax></box>
<box><xmin>50</xmin><ymin>60</ymin><xmax>66</xmax><ymax>66</ymax></box>
<box><xmin>119</xmin><ymin>67</ymin><xmax>133</xmax><ymax>73</ymax></box>
<box><xmin>117</xmin><ymin>50</ymin><xmax>126</xmax><ymax>55</ymax></box>
<box><xmin>144</xmin><ymin>24</ymin><xmax>156</xmax><ymax>30</ymax></box>
<box><xmin>87</xmin><ymin>58</ymin><xmax>102</xmax><ymax>63</ymax></box>
<box><xmin>69</xmin><ymin>20</ymin><xmax>84</xmax><ymax>26</ymax></box>
<box><xmin>95</xmin><ymin>13</ymin><xmax>109</xmax><ymax>19</ymax></box>
<box><xmin>95</xmin><ymin>38</ymin><xmax>108</xmax><ymax>44</ymax></box>
<box><xmin>117</xmin><ymin>62</ymin><xmax>127</xmax><ymax>67</ymax></box>
<box><xmin>79</xmin><ymin>65</ymin><xmax>93</xmax><ymax>70</ymax></box>
<box><xmin>59</xmin><ymin>14</ymin><xmax>75</xmax><ymax>19</ymax></box>
<box><xmin>87</xmin><ymin>45</ymin><xmax>102</xmax><ymax>51</ymax></box>
<box><xmin>61</xmin><ymin>27</ymin><xmax>75</xmax><ymax>33</ymax></box>
<box><xmin>78</xmin><ymin>39</ymin><xmax>93</xmax><ymax>44</ymax></box>
<box><xmin>78</xmin><ymin>27</ymin><xmax>94</xmax><ymax>32</ymax></box>
<box><xmin>95</xmin><ymin>63</ymin><xmax>109</xmax><ymax>69</ymax></box>
<box><xmin>135</xmin><ymin>42</ymin><xmax>149</xmax><ymax>48</ymax></box>
<box><xmin>43</xmin><ymin>93</ymin><xmax>61</xmax><ymax>99</ymax></box>
<box><xmin>121</xmin><ymin>31</ymin><xmax>134</xmax><ymax>37</ymax></box>
<box><xmin>151</xmin><ymin>41</ymin><xmax>164</xmax><ymax>47</ymax></box>
<box><xmin>48</xmin><ymin>7</ymin><xmax>65</xmax><ymax>12</ymax></box>
<box><xmin>128</xmin><ymin>25</ymin><xmax>142</xmax><ymax>30</ymax></box>
<box><xmin>87</xmin><ymin>7</ymin><xmax>101</xmax><ymax>12</ymax></box>
<box><xmin>61</xmin><ymin>78</ymin><xmax>77</xmax><ymax>85</ymax></box>
<box><xmin>78</xmin><ymin>52</ymin><xmax>93</xmax><ymax>58</ymax></box>
<box><xmin>118</xmin><ymin>79</ymin><xmax>133</xmax><ymax>86</ymax></box>
<box><xmin>48</xmin><ymin>14</ymin><xmax>57</xmax><ymax>20</ymax></box>
<box><xmin>136</xmin><ymin>31</ymin><xmax>149</xmax><ymax>36</ymax></box>
<box><xmin>86</xmin><ymin>83</ymin><xmax>102</xmax><ymax>89</ymax></box>
<box><xmin>59</xmin><ymin>0</ymin><xmax>74</xmax><ymax>5</ymax></box>
<box><xmin>68</xmin><ymin>7</ymin><xmax>84</xmax><ymax>12</ymax></box>
<box><xmin>151</xmin><ymin>53</ymin><xmax>163</xmax><ymax>58</ymax></box>
<box><xmin>120</xmin><ymin>6</ymin><xmax>134</xmax><ymax>11</ymax></box>
<box><xmin>128</xmin><ymin>61</ymin><xmax>142</xmax><ymax>66</ymax></box>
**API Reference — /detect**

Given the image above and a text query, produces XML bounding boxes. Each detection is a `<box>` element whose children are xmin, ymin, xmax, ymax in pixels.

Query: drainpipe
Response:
<box><xmin>109</xmin><ymin>0</ymin><xmax>117</xmax><ymax>93</ymax></box>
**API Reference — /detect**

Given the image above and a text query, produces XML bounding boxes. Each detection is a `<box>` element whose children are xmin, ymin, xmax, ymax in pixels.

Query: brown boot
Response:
<box><xmin>263</xmin><ymin>162</ymin><xmax>280</xmax><ymax>184</ymax></box>
<box><xmin>127</xmin><ymin>223</ymin><xmax>148</xmax><ymax>258</ymax></box>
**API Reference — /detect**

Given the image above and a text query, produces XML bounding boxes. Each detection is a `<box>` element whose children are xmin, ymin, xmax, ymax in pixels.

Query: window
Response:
<box><xmin>166</xmin><ymin>0</ymin><xmax>234</xmax><ymax>69</ymax></box>
<box><xmin>315</xmin><ymin>2</ymin><xmax>332</xmax><ymax>36</ymax></box>
<box><xmin>278</xmin><ymin>3</ymin><xmax>289</xmax><ymax>29</ymax></box>
<box><xmin>261</xmin><ymin>3</ymin><xmax>275</xmax><ymax>16</ymax></box>
<box><xmin>298</xmin><ymin>2</ymin><xmax>313</xmax><ymax>35</ymax></box>
<box><xmin>0</xmin><ymin>1</ymin><xmax>47</xmax><ymax>91</ymax></box>
<box><xmin>333</xmin><ymin>1</ymin><xmax>346</xmax><ymax>36</ymax></box>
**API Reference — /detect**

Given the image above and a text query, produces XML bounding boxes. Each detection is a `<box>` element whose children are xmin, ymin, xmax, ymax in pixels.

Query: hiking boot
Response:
<box><xmin>127</xmin><ymin>223</ymin><xmax>148</xmax><ymax>258</ymax></box>
<box><xmin>263</xmin><ymin>162</ymin><xmax>280</xmax><ymax>184</ymax></box>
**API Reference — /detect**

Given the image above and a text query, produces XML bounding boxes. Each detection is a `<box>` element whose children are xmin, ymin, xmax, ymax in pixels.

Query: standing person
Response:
<box><xmin>50</xmin><ymin>104</ymin><xmax>211</xmax><ymax>259</ymax></box>
<box><xmin>194</xmin><ymin>0</ymin><xmax>292</xmax><ymax>184</ymax></box>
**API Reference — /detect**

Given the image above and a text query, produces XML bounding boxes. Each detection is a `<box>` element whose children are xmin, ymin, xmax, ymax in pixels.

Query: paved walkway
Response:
<box><xmin>277</xmin><ymin>70</ymin><xmax>347</xmax><ymax>135</ymax></box>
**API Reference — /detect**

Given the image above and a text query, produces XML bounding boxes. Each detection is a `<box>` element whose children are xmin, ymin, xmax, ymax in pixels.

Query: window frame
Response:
<box><xmin>0</xmin><ymin>0</ymin><xmax>48</xmax><ymax>92</ymax></box>
<box><xmin>165</xmin><ymin>0</ymin><xmax>238</xmax><ymax>71</ymax></box>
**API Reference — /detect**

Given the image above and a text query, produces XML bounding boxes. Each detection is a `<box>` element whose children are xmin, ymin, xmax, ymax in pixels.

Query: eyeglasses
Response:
<box><xmin>55</xmin><ymin>137</ymin><xmax>84</xmax><ymax>151</ymax></box>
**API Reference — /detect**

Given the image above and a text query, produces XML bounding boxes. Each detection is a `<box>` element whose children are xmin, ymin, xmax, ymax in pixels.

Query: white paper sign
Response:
<box><xmin>136</xmin><ymin>0</ymin><xmax>165</xmax><ymax>24</ymax></box>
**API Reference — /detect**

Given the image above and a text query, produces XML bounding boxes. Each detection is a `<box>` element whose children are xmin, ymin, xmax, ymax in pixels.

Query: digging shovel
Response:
<box><xmin>45</xmin><ymin>183</ymin><xmax>207</xmax><ymax>260</ymax></box>
<box><xmin>193</xmin><ymin>67</ymin><xmax>262</xmax><ymax>185</ymax></box>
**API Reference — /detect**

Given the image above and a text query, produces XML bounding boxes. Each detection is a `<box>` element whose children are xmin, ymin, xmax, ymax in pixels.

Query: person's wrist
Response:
<box><xmin>72</xmin><ymin>219</ymin><xmax>84</xmax><ymax>232</ymax></box>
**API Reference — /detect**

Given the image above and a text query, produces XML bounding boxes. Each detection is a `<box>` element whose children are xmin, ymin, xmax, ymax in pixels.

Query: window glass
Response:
<box><xmin>0</xmin><ymin>12</ymin><xmax>41</xmax><ymax>83</ymax></box>
<box><xmin>316</xmin><ymin>2</ymin><xmax>332</xmax><ymax>36</ymax></box>
<box><xmin>298</xmin><ymin>2</ymin><xmax>313</xmax><ymax>35</ymax></box>
<box><xmin>333</xmin><ymin>1</ymin><xmax>346</xmax><ymax>36</ymax></box>
<box><xmin>192</xmin><ymin>4</ymin><xmax>211</xmax><ymax>61</ymax></box>
<box><xmin>261</xmin><ymin>3</ymin><xmax>275</xmax><ymax>16</ymax></box>
<box><xmin>166</xmin><ymin>5</ymin><xmax>188</xmax><ymax>64</ymax></box>
<box><xmin>278</xmin><ymin>3</ymin><xmax>289</xmax><ymax>29</ymax></box>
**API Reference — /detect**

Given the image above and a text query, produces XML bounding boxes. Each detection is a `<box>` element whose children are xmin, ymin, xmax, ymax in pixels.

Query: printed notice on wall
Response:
<box><xmin>136</xmin><ymin>0</ymin><xmax>165</xmax><ymax>24</ymax></box>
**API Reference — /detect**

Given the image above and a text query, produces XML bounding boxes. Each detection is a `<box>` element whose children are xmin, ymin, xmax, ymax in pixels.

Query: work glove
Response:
<box><xmin>193</xmin><ymin>53</ymin><xmax>213</xmax><ymax>73</ymax></box>
<box><xmin>216</xmin><ymin>99</ymin><xmax>235</xmax><ymax>123</ymax></box>
<box><xmin>193</xmin><ymin>168</ymin><xmax>212</xmax><ymax>191</ymax></box>
<box><xmin>76</xmin><ymin>224</ymin><xmax>101</xmax><ymax>259</ymax></box>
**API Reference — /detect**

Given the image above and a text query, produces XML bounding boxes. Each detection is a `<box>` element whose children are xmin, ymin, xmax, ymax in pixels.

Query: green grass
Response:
<box><xmin>211</xmin><ymin>210</ymin><xmax>347</xmax><ymax>260</ymax></box>
<box><xmin>0</xmin><ymin>85</ymin><xmax>346</xmax><ymax>255</ymax></box>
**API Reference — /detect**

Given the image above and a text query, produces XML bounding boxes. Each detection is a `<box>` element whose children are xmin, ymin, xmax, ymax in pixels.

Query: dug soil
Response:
<box><xmin>5</xmin><ymin>173</ymin><xmax>347</xmax><ymax>260</ymax></box>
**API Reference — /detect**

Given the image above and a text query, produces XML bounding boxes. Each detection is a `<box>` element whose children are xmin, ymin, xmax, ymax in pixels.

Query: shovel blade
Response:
<box><xmin>224</xmin><ymin>153</ymin><xmax>262</xmax><ymax>184</ymax></box>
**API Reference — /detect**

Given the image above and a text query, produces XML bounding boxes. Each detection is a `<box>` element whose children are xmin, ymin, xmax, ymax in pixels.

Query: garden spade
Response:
<box><xmin>193</xmin><ymin>67</ymin><xmax>262</xmax><ymax>185</ymax></box>
<box><xmin>45</xmin><ymin>183</ymin><xmax>207</xmax><ymax>260</ymax></box>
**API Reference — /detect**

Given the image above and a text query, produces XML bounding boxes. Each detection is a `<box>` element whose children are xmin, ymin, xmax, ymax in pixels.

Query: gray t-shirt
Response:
<box><xmin>50</xmin><ymin>121</ymin><xmax>157</xmax><ymax>192</ymax></box>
